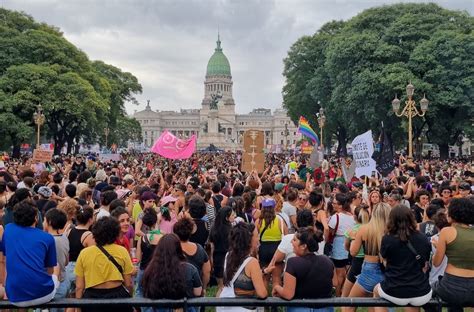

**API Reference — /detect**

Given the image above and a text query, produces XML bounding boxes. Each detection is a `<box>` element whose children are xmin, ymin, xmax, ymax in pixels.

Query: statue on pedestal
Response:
<box><xmin>209</xmin><ymin>91</ymin><xmax>222</xmax><ymax>110</ymax></box>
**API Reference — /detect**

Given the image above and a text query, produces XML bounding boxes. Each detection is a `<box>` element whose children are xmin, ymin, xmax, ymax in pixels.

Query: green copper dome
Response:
<box><xmin>206</xmin><ymin>36</ymin><xmax>231</xmax><ymax>76</ymax></box>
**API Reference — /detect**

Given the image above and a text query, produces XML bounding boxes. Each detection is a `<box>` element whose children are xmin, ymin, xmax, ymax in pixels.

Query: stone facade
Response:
<box><xmin>133</xmin><ymin>37</ymin><xmax>300</xmax><ymax>151</ymax></box>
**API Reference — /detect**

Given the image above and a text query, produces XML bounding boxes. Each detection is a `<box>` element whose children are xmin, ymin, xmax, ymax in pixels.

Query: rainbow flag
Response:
<box><xmin>298</xmin><ymin>116</ymin><xmax>320</xmax><ymax>146</ymax></box>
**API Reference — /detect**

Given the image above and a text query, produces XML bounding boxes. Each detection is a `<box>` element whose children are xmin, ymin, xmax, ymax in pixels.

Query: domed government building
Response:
<box><xmin>133</xmin><ymin>35</ymin><xmax>300</xmax><ymax>151</ymax></box>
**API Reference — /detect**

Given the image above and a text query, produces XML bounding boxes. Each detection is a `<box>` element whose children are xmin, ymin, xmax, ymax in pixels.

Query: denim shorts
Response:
<box><xmin>356</xmin><ymin>261</ymin><xmax>384</xmax><ymax>293</ymax></box>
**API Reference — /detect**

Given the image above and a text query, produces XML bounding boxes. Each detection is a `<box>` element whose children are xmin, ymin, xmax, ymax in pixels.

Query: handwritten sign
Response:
<box><xmin>351</xmin><ymin>130</ymin><xmax>376</xmax><ymax>178</ymax></box>
<box><xmin>32</xmin><ymin>149</ymin><xmax>53</xmax><ymax>163</ymax></box>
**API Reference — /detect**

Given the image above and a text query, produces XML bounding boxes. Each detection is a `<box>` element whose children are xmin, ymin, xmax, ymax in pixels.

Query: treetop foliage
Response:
<box><xmin>0</xmin><ymin>8</ymin><xmax>143</xmax><ymax>155</ymax></box>
<box><xmin>282</xmin><ymin>3</ymin><xmax>473</xmax><ymax>158</ymax></box>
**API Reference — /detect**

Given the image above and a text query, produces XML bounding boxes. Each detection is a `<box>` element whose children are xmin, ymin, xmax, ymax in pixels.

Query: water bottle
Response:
<box><xmin>130</xmin><ymin>247</ymin><xmax>139</xmax><ymax>268</ymax></box>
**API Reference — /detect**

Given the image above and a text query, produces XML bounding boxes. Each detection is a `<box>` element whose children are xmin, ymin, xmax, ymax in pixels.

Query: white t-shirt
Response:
<box><xmin>277</xmin><ymin>233</ymin><xmax>296</xmax><ymax>262</ymax></box>
<box><xmin>277</xmin><ymin>233</ymin><xmax>323</xmax><ymax>265</ymax></box>
<box><xmin>282</xmin><ymin>202</ymin><xmax>297</xmax><ymax>230</ymax></box>
<box><xmin>328</xmin><ymin>213</ymin><xmax>355</xmax><ymax>236</ymax></box>
<box><xmin>96</xmin><ymin>207</ymin><xmax>110</xmax><ymax>220</ymax></box>
<box><xmin>277</xmin><ymin>212</ymin><xmax>290</xmax><ymax>231</ymax></box>
<box><xmin>429</xmin><ymin>234</ymin><xmax>447</xmax><ymax>286</ymax></box>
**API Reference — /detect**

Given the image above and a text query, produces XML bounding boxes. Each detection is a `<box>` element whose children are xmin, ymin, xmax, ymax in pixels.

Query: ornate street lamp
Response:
<box><xmin>392</xmin><ymin>82</ymin><xmax>429</xmax><ymax>161</ymax></box>
<box><xmin>33</xmin><ymin>104</ymin><xmax>45</xmax><ymax>147</ymax></box>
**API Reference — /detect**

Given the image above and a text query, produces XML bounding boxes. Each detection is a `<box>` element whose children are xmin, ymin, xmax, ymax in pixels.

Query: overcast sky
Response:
<box><xmin>2</xmin><ymin>0</ymin><xmax>473</xmax><ymax>115</ymax></box>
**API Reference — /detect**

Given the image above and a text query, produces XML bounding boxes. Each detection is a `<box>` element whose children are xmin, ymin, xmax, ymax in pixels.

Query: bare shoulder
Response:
<box><xmin>440</xmin><ymin>226</ymin><xmax>457</xmax><ymax>240</ymax></box>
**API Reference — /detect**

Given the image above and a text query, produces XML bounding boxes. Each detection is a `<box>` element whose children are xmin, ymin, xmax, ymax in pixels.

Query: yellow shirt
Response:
<box><xmin>75</xmin><ymin>244</ymin><xmax>133</xmax><ymax>289</ymax></box>
<box><xmin>132</xmin><ymin>202</ymin><xmax>143</xmax><ymax>222</ymax></box>
<box><xmin>259</xmin><ymin>217</ymin><xmax>283</xmax><ymax>242</ymax></box>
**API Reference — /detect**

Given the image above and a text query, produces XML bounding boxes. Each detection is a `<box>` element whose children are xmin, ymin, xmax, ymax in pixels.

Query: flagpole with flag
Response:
<box><xmin>375</xmin><ymin>122</ymin><xmax>395</xmax><ymax>177</ymax></box>
<box><xmin>297</xmin><ymin>116</ymin><xmax>320</xmax><ymax>146</ymax></box>
<box><xmin>150</xmin><ymin>130</ymin><xmax>196</xmax><ymax>159</ymax></box>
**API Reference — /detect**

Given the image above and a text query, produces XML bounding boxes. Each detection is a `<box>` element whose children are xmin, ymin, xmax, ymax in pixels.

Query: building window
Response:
<box><xmin>144</xmin><ymin>131</ymin><xmax>147</xmax><ymax>136</ymax></box>
<box><xmin>281</xmin><ymin>140</ymin><xmax>284</xmax><ymax>145</ymax></box>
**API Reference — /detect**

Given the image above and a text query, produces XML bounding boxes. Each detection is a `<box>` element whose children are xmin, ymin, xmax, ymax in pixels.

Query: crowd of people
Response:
<box><xmin>0</xmin><ymin>151</ymin><xmax>472</xmax><ymax>312</ymax></box>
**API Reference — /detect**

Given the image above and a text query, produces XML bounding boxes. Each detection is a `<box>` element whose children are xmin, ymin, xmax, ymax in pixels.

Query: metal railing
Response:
<box><xmin>0</xmin><ymin>297</ymin><xmax>455</xmax><ymax>310</ymax></box>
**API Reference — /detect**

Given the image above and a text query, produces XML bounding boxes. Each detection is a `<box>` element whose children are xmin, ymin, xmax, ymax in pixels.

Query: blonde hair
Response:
<box><xmin>355</xmin><ymin>205</ymin><xmax>370</xmax><ymax>224</ymax></box>
<box><xmin>58</xmin><ymin>198</ymin><xmax>80</xmax><ymax>221</ymax></box>
<box><xmin>365</xmin><ymin>202</ymin><xmax>391</xmax><ymax>256</ymax></box>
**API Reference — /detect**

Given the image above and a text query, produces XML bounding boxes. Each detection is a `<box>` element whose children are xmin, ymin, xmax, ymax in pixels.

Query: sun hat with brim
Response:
<box><xmin>261</xmin><ymin>198</ymin><xmax>276</xmax><ymax>208</ymax></box>
<box><xmin>38</xmin><ymin>186</ymin><xmax>52</xmax><ymax>198</ymax></box>
<box><xmin>160</xmin><ymin>195</ymin><xmax>178</xmax><ymax>206</ymax></box>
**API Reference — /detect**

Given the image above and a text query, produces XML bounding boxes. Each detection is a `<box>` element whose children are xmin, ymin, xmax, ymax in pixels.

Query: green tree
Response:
<box><xmin>283</xmin><ymin>3</ymin><xmax>473</xmax><ymax>158</ymax></box>
<box><xmin>0</xmin><ymin>8</ymin><xmax>142</xmax><ymax>156</ymax></box>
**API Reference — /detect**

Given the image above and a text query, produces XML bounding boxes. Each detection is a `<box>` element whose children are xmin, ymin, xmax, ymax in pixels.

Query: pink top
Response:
<box><xmin>158</xmin><ymin>212</ymin><xmax>178</xmax><ymax>234</ymax></box>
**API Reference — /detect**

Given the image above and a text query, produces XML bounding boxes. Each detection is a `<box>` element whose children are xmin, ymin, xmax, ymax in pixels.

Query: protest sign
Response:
<box><xmin>301</xmin><ymin>141</ymin><xmax>314</xmax><ymax>154</ymax></box>
<box><xmin>32</xmin><ymin>149</ymin><xmax>53</xmax><ymax>163</ymax></box>
<box><xmin>351</xmin><ymin>130</ymin><xmax>377</xmax><ymax>178</ymax></box>
<box><xmin>309</xmin><ymin>147</ymin><xmax>324</xmax><ymax>169</ymax></box>
<box><xmin>241</xmin><ymin>130</ymin><xmax>265</xmax><ymax>173</ymax></box>
<box><xmin>99</xmin><ymin>153</ymin><xmax>122</xmax><ymax>162</ymax></box>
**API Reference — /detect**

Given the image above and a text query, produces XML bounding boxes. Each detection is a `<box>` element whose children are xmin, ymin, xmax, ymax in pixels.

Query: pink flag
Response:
<box><xmin>150</xmin><ymin>130</ymin><xmax>196</xmax><ymax>159</ymax></box>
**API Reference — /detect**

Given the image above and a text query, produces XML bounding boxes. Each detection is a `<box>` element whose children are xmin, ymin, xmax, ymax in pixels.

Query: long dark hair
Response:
<box><xmin>386</xmin><ymin>205</ymin><xmax>418</xmax><ymax>242</ymax></box>
<box><xmin>224</xmin><ymin>222</ymin><xmax>255</xmax><ymax>285</ymax></box>
<box><xmin>260</xmin><ymin>203</ymin><xmax>276</xmax><ymax>229</ymax></box>
<box><xmin>210</xmin><ymin>206</ymin><xmax>232</xmax><ymax>243</ymax></box>
<box><xmin>141</xmin><ymin>234</ymin><xmax>187</xmax><ymax>299</ymax></box>
<box><xmin>243</xmin><ymin>191</ymin><xmax>256</xmax><ymax>214</ymax></box>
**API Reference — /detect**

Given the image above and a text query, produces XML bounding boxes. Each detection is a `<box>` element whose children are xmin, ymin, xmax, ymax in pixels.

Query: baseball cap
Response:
<box><xmin>38</xmin><ymin>186</ymin><xmax>52</xmax><ymax>198</ymax></box>
<box><xmin>274</xmin><ymin>183</ymin><xmax>285</xmax><ymax>192</ymax></box>
<box><xmin>459</xmin><ymin>182</ymin><xmax>471</xmax><ymax>191</ymax></box>
<box><xmin>261</xmin><ymin>198</ymin><xmax>276</xmax><ymax>208</ymax></box>
<box><xmin>141</xmin><ymin>191</ymin><xmax>157</xmax><ymax>202</ymax></box>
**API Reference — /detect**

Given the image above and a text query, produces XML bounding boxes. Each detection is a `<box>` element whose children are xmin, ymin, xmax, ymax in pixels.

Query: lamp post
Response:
<box><xmin>316</xmin><ymin>102</ymin><xmax>326</xmax><ymax>149</ymax></box>
<box><xmin>104</xmin><ymin>127</ymin><xmax>110</xmax><ymax>149</ymax></box>
<box><xmin>284</xmin><ymin>123</ymin><xmax>290</xmax><ymax>150</ymax></box>
<box><xmin>33</xmin><ymin>104</ymin><xmax>45</xmax><ymax>148</ymax></box>
<box><xmin>391</xmin><ymin>82</ymin><xmax>429</xmax><ymax>161</ymax></box>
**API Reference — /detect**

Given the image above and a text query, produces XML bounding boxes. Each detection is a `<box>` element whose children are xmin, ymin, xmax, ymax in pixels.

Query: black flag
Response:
<box><xmin>376</xmin><ymin>125</ymin><xmax>395</xmax><ymax>177</ymax></box>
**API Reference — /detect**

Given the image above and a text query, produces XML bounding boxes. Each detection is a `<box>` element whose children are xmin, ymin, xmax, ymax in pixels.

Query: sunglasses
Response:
<box><xmin>299</xmin><ymin>197</ymin><xmax>308</xmax><ymax>201</ymax></box>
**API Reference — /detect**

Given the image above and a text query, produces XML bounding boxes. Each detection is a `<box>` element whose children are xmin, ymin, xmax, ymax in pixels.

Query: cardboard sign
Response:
<box><xmin>241</xmin><ymin>130</ymin><xmax>265</xmax><ymax>173</ymax></box>
<box><xmin>32</xmin><ymin>149</ymin><xmax>53</xmax><ymax>163</ymax></box>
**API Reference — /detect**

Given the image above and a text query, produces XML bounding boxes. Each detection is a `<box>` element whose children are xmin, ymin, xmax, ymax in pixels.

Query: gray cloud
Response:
<box><xmin>2</xmin><ymin>0</ymin><xmax>473</xmax><ymax>115</ymax></box>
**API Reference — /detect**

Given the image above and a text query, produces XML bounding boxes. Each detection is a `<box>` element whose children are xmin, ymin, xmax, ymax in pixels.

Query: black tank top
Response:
<box><xmin>140</xmin><ymin>235</ymin><xmax>157</xmax><ymax>270</ymax></box>
<box><xmin>314</xmin><ymin>208</ymin><xmax>325</xmax><ymax>232</ymax></box>
<box><xmin>68</xmin><ymin>228</ymin><xmax>90</xmax><ymax>262</ymax></box>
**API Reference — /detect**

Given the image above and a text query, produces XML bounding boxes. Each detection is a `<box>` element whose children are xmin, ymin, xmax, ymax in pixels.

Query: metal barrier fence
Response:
<box><xmin>0</xmin><ymin>297</ymin><xmax>454</xmax><ymax>310</ymax></box>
